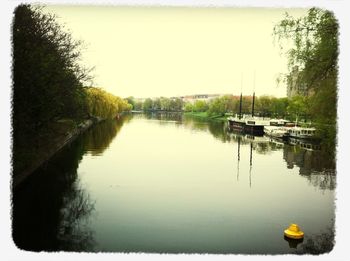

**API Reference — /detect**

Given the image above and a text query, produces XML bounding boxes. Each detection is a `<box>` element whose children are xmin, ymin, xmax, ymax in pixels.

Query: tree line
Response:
<box><xmin>13</xmin><ymin>5</ymin><xmax>131</xmax><ymax>175</ymax></box>
<box><xmin>126</xmin><ymin>96</ymin><xmax>184</xmax><ymax>112</ymax></box>
<box><xmin>126</xmin><ymin>94</ymin><xmax>310</xmax><ymax>121</ymax></box>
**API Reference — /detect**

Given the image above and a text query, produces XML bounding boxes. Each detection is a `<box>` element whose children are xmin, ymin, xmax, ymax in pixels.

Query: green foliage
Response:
<box><xmin>170</xmin><ymin>98</ymin><xmax>184</xmax><ymax>111</ymax></box>
<box><xmin>85</xmin><ymin>87</ymin><xmax>131</xmax><ymax>119</ymax></box>
<box><xmin>12</xmin><ymin>5</ymin><xmax>131</xmax><ymax>176</ymax></box>
<box><xmin>255</xmin><ymin>95</ymin><xmax>273</xmax><ymax>117</ymax></box>
<box><xmin>286</xmin><ymin>95</ymin><xmax>309</xmax><ymax>120</ymax></box>
<box><xmin>274</xmin><ymin>7</ymin><xmax>338</xmax><ymax>130</ymax></box>
<box><xmin>207</xmin><ymin>95</ymin><xmax>234</xmax><ymax>116</ymax></box>
<box><xmin>13</xmin><ymin>4</ymin><xmax>92</xmax><ymax>139</ymax></box>
<box><xmin>193</xmin><ymin>100</ymin><xmax>209</xmax><ymax>112</ymax></box>
<box><xmin>153</xmin><ymin>98</ymin><xmax>161</xmax><ymax>110</ymax></box>
<box><xmin>133</xmin><ymin>101</ymin><xmax>143</xmax><ymax>111</ymax></box>
<box><xmin>241</xmin><ymin>96</ymin><xmax>253</xmax><ymax>114</ymax></box>
<box><xmin>160</xmin><ymin>97</ymin><xmax>171</xmax><ymax>111</ymax></box>
<box><xmin>143</xmin><ymin>98</ymin><xmax>153</xmax><ymax>111</ymax></box>
<box><xmin>184</xmin><ymin>103</ymin><xmax>194</xmax><ymax>112</ymax></box>
<box><xmin>125</xmin><ymin>97</ymin><xmax>135</xmax><ymax>110</ymax></box>
<box><xmin>271</xmin><ymin>97</ymin><xmax>289</xmax><ymax>118</ymax></box>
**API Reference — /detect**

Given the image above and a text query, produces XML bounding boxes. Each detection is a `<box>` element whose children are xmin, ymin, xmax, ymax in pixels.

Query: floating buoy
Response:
<box><xmin>284</xmin><ymin>223</ymin><xmax>304</xmax><ymax>239</ymax></box>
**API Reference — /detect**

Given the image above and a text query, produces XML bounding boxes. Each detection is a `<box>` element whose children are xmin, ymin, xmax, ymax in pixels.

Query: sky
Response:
<box><xmin>44</xmin><ymin>6</ymin><xmax>308</xmax><ymax>99</ymax></box>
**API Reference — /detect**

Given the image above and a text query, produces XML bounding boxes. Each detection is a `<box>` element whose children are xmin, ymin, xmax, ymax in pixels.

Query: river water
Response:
<box><xmin>13</xmin><ymin>113</ymin><xmax>336</xmax><ymax>254</ymax></box>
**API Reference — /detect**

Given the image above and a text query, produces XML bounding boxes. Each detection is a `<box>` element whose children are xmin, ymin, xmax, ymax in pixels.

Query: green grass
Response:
<box><xmin>184</xmin><ymin>112</ymin><xmax>228</xmax><ymax>122</ymax></box>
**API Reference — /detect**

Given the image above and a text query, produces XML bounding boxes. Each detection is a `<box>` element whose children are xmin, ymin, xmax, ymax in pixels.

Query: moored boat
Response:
<box><xmin>264</xmin><ymin>125</ymin><xmax>289</xmax><ymax>141</ymax></box>
<box><xmin>227</xmin><ymin>92</ymin><xmax>246</xmax><ymax>133</ymax></box>
<box><xmin>228</xmin><ymin>116</ymin><xmax>246</xmax><ymax>133</ymax></box>
<box><xmin>287</xmin><ymin>127</ymin><xmax>316</xmax><ymax>140</ymax></box>
<box><xmin>244</xmin><ymin>117</ymin><xmax>269</xmax><ymax>136</ymax></box>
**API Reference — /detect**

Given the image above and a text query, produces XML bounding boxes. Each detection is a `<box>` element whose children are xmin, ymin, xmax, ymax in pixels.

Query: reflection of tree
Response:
<box><xmin>293</xmin><ymin>223</ymin><xmax>335</xmax><ymax>255</ymax></box>
<box><xmin>13</xmin><ymin>135</ymin><xmax>85</xmax><ymax>251</ymax></box>
<box><xmin>254</xmin><ymin>143</ymin><xmax>270</xmax><ymax>154</ymax></box>
<box><xmin>83</xmin><ymin>115</ymin><xmax>131</xmax><ymax>156</ymax></box>
<box><xmin>207</xmin><ymin>121</ymin><xmax>230</xmax><ymax>142</ymax></box>
<box><xmin>144</xmin><ymin>112</ymin><xmax>183</xmax><ymax>122</ymax></box>
<box><xmin>57</xmin><ymin>182</ymin><xmax>96</xmax><ymax>251</ymax></box>
<box><xmin>13</xmin><ymin>115</ymin><xmax>131</xmax><ymax>251</ymax></box>
<box><xmin>283</xmin><ymin>145</ymin><xmax>336</xmax><ymax>190</ymax></box>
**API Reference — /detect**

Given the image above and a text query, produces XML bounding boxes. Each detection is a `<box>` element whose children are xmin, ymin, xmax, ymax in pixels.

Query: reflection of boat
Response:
<box><xmin>245</xmin><ymin>134</ymin><xmax>270</xmax><ymax>143</ymax></box>
<box><xmin>228</xmin><ymin>132</ymin><xmax>270</xmax><ymax>144</ymax></box>
<box><xmin>289</xmin><ymin>137</ymin><xmax>321</xmax><ymax>151</ymax></box>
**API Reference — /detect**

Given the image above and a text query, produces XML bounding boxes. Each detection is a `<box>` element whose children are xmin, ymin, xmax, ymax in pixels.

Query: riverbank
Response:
<box><xmin>184</xmin><ymin>112</ymin><xmax>228</xmax><ymax>122</ymax></box>
<box><xmin>12</xmin><ymin>117</ymin><xmax>103</xmax><ymax>189</ymax></box>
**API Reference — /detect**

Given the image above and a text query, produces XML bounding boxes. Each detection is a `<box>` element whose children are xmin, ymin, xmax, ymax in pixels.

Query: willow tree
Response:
<box><xmin>85</xmin><ymin>87</ymin><xmax>131</xmax><ymax>119</ymax></box>
<box><xmin>273</xmin><ymin>8</ymin><xmax>338</xmax><ymax>140</ymax></box>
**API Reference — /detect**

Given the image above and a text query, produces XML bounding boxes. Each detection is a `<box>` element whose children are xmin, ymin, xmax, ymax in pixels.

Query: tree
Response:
<box><xmin>133</xmin><ymin>101</ymin><xmax>143</xmax><ymax>111</ymax></box>
<box><xmin>256</xmin><ymin>96</ymin><xmax>273</xmax><ymax>117</ymax></box>
<box><xmin>271</xmin><ymin>97</ymin><xmax>289</xmax><ymax>118</ymax></box>
<box><xmin>241</xmin><ymin>96</ymin><xmax>253</xmax><ymax>115</ymax></box>
<box><xmin>207</xmin><ymin>98</ymin><xmax>226</xmax><ymax>116</ymax></box>
<box><xmin>193</xmin><ymin>100</ymin><xmax>208</xmax><ymax>112</ymax></box>
<box><xmin>13</xmin><ymin>4</ymin><xmax>92</xmax><ymax>137</ymax></box>
<box><xmin>207</xmin><ymin>96</ymin><xmax>234</xmax><ymax>116</ymax></box>
<box><xmin>170</xmin><ymin>98</ymin><xmax>183</xmax><ymax>111</ymax></box>
<box><xmin>160</xmin><ymin>97</ymin><xmax>170</xmax><ymax>111</ymax></box>
<box><xmin>153</xmin><ymin>98</ymin><xmax>161</xmax><ymax>110</ymax></box>
<box><xmin>125</xmin><ymin>97</ymin><xmax>135</xmax><ymax>110</ymax></box>
<box><xmin>286</xmin><ymin>95</ymin><xmax>309</xmax><ymax>121</ymax></box>
<box><xmin>143</xmin><ymin>98</ymin><xmax>153</xmax><ymax>111</ymax></box>
<box><xmin>184</xmin><ymin>103</ymin><xmax>194</xmax><ymax>112</ymax></box>
<box><xmin>274</xmin><ymin>8</ymin><xmax>338</xmax><ymax>131</ymax></box>
<box><xmin>85</xmin><ymin>87</ymin><xmax>130</xmax><ymax>119</ymax></box>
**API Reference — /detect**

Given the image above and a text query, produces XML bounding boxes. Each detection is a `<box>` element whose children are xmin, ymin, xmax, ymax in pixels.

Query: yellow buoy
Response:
<box><xmin>284</xmin><ymin>223</ymin><xmax>304</xmax><ymax>239</ymax></box>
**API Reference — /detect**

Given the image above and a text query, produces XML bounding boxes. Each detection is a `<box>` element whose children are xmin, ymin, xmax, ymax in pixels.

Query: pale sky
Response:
<box><xmin>44</xmin><ymin>6</ymin><xmax>308</xmax><ymax>98</ymax></box>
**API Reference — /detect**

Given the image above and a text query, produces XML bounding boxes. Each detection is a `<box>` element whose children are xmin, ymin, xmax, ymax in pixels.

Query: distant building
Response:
<box><xmin>287</xmin><ymin>66</ymin><xmax>309</xmax><ymax>98</ymax></box>
<box><xmin>181</xmin><ymin>94</ymin><xmax>223</xmax><ymax>104</ymax></box>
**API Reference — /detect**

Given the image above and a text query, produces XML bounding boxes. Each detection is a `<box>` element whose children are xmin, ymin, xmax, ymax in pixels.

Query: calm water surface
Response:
<box><xmin>13</xmin><ymin>113</ymin><xmax>336</xmax><ymax>254</ymax></box>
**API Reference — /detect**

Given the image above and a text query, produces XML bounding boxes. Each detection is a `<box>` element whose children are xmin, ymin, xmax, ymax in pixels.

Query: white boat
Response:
<box><xmin>287</xmin><ymin>127</ymin><xmax>316</xmax><ymax>139</ymax></box>
<box><xmin>269</xmin><ymin>119</ymin><xmax>289</xmax><ymax>126</ymax></box>
<box><xmin>264</xmin><ymin>126</ymin><xmax>289</xmax><ymax>140</ymax></box>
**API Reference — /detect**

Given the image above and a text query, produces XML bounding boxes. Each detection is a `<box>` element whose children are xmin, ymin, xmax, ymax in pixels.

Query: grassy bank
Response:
<box><xmin>184</xmin><ymin>112</ymin><xmax>228</xmax><ymax>122</ymax></box>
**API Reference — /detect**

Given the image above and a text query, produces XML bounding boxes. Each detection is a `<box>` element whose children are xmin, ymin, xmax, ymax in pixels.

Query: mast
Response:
<box><xmin>251</xmin><ymin>92</ymin><xmax>255</xmax><ymax>117</ymax></box>
<box><xmin>238</xmin><ymin>72</ymin><xmax>243</xmax><ymax>120</ymax></box>
<box><xmin>239</xmin><ymin>93</ymin><xmax>243</xmax><ymax>120</ymax></box>
<box><xmin>251</xmin><ymin>70</ymin><xmax>256</xmax><ymax>118</ymax></box>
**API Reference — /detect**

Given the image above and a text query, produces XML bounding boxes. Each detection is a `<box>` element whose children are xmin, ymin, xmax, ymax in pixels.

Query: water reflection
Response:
<box><xmin>56</xmin><ymin>182</ymin><xmax>96</xmax><ymax>251</ymax></box>
<box><xmin>12</xmin><ymin>113</ymin><xmax>336</xmax><ymax>253</ymax></box>
<box><xmin>148</xmin><ymin>113</ymin><xmax>336</xmax><ymax>191</ymax></box>
<box><xmin>293</xmin><ymin>221</ymin><xmax>335</xmax><ymax>254</ymax></box>
<box><xmin>142</xmin><ymin>113</ymin><xmax>336</xmax><ymax>192</ymax></box>
<box><xmin>13</xmin><ymin>116</ymin><xmax>128</xmax><ymax>251</ymax></box>
<box><xmin>84</xmin><ymin>115</ymin><xmax>132</xmax><ymax>155</ymax></box>
<box><xmin>144</xmin><ymin>112</ymin><xmax>183</xmax><ymax>122</ymax></box>
<box><xmin>284</xmin><ymin>236</ymin><xmax>304</xmax><ymax>249</ymax></box>
<box><xmin>283</xmin><ymin>144</ymin><xmax>336</xmax><ymax>190</ymax></box>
